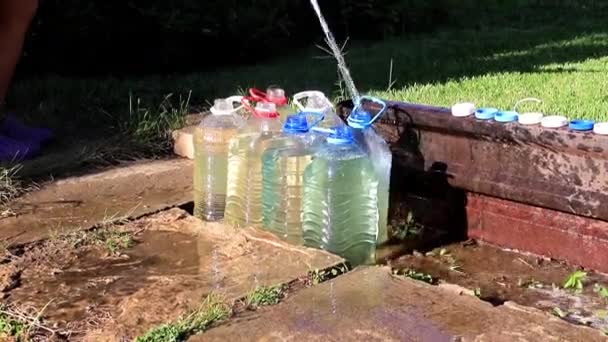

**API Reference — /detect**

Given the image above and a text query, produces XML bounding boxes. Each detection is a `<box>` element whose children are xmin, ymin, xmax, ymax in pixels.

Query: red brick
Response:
<box><xmin>466</xmin><ymin>193</ymin><xmax>608</xmax><ymax>273</ymax></box>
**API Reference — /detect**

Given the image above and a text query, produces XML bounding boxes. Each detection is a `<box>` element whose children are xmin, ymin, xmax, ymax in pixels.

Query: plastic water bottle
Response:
<box><xmin>249</xmin><ymin>86</ymin><xmax>291</xmax><ymax>121</ymax></box>
<box><xmin>293</xmin><ymin>90</ymin><xmax>344</xmax><ymax>131</ymax></box>
<box><xmin>302</xmin><ymin>126</ymin><xmax>379</xmax><ymax>266</ymax></box>
<box><xmin>193</xmin><ymin>96</ymin><xmax>244</xmax><ymax>221</ymax></box>
<box><xmin>261</xmin><ymin>112</ymin><xmax>324</xmax><ymax>244</ymax></box>
<box><xmin>347</xmin><ymin>96</ymin><xmax>392</xmax><ymax>246</ymax></box>
<box><xmin>224</xmin><ymin>100</ymin><xmax>283</xmax><ymax>227</ymax></box>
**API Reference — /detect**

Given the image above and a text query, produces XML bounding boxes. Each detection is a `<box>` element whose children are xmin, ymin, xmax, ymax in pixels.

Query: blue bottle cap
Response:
<box><xmin>569</xmin><ymin>119</ymin><xmax>594</xmax><ymax>131</ymax></box>
<box><xmin>475</xmin><ymin>108</ymin><xmax>498</xmax><ymax>120</ymax></box>
<box><xmin>327</xmin><ymin>126</ymin><xmax>354</xmax><ymax>144</ymax></box>
<box><xmin>347</xmin><ymin>109</ymin><xmax>372</xmax><ymax>129</ymax></box>
<box><xmin>283</xmin><ymin>114</ymin><xmax>309</xmax><ymax>134</ymax></box>
<box><xmin>495</xmin><ymin>110</ymin><xmax>519</xmax><ymax>123</ymax></box>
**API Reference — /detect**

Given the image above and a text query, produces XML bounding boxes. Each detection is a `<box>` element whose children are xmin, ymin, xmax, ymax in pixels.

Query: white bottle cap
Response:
<box><xmin>593</xmin><ymin>122</ymin><xmax>608</xmax><ymax>135</ymax></box>
<box><xmin>451</xmin><ymin>102</ymin><xmax>475</xmax><ymax>117</ymax></box>
<box><xmin>518</xmin><ymin>112</ymin><xmax>543</xmax><ymax>125</ymax></box>
<box><xmin>541</xmin><ymin>115</ymin><xmax>568</xmax><ymax>128</ymax></box>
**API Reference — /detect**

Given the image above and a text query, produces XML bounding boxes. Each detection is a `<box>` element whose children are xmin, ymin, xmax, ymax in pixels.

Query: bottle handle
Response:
<box><xmin>353</xmin><ymin>96</ymin><xmax>388</xmax><ymax>125</ymax></box>
<box><xmin>249</xmin><ymin>88</ymin><xmax>268</xmax><ymax>102</ymax></box>
<box><xmin>299</xmin><ymin>111</ymin><xmax>325</xmax><ymax>129</ymax></box>
<box><xmin>514</xmin><ymin>97</ymin><xmax>543</xmax><ymax>112</ymax></box>
<box><xmin>241</xmin><ymin>96</ymin><xmax>255</xmax><ymax>115</ymax></box>
<box><xmin>293</xmin><ymin>90</ymin><xmax>328</xmax><ymax>111</ymax></box>
<box><xmin>225</xmin><ymin>95</ymin><xmax>245</xmax><ymax>113</ymax></box>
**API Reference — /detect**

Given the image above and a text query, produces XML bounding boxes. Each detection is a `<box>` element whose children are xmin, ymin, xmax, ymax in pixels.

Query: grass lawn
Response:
<box><xmin>1</xmin><ymin>4</ymin><xmax>608</xmax><ymax>198</ymax></box>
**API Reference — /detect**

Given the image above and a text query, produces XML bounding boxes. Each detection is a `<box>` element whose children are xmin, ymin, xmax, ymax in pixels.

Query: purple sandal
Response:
<box><xmin>0</xmin><ymin>135</ymin><xmax>41</xmax><ymax>162</ymax></box>
<box><xmin>0</xmin><ymin>114</ymin><xmax>53</xmax><ymax>145</ymax></box>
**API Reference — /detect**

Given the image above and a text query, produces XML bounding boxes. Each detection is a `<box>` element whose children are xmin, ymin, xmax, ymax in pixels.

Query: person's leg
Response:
<box><xmin>0</xmin><ymin>0</ymin><xmax>47</xmax><ymax>161</ymax></box>
<box><xmin>0</xmin><ymin>0</ymin><xmax>39</xmax><ymax>107</ymax></box>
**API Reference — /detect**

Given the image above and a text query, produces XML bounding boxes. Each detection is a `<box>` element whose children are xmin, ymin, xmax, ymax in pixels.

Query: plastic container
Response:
<box><xmin>249</xmin><ymin>86</ymin><xmax>290</xmax><ymax>121</ymax></box>
<box><xmin>193</xmin><ymin>96</ymin><xmax>245</xmax><ymax>221</ymax></box>
<box><xmin>346</xmin><ymin>96</ymin><xmax>392</xmax><ymax>247</ymax></box>
<box><xmin>293</xmin><ymin>90</ymin><xmax>343</xmax><ymax>131</ymax></box>
<box><xmin>494</xmin><ymin>111</ymin><xmax>518</xmax><ymax>123</ymax></box>
<box><xmin>514</xmin><ymin>98</ymin><xmax>543</xmax><ymax>125</ymax></box>
<box><xmin>224</xmin><ymin>100</ymin><xmax>283</xmax><ymax>227</ymax></box>
<box><xmin>569</xmin><ymin>119</ymin><xmax>594</xmax><ymax>131</ymax></box>
<box><xmin>475</xmin><ymin>108</ymin><xmax>498</xmax><ymax>120</ymax></box>
<box><xmin>451</xmin><ymin>102</ymin><xmax>475</xmax><ymax>117</ymax></box>
<box><xmin>594</xmin><ymin>122</ymin><xmax>608</xmax><ymax>135</ymax></box>
<box><xmin>541</xmin><ymin>115</ymin><xmax>569</xmax><ymax>128</ymax></box>
<box><xmin>302</xmin><ymin>126</ymin><xmax>379</xmax><ymax>266</ymax></box>
<box><xmin>261</xmin><ymin>112</ymin><xmax>324</xmax><ymax>244</ymax></box>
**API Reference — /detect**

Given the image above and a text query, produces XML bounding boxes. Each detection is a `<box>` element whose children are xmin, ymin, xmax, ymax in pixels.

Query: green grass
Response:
<box><xmin>135</xmin><ymin>294</ymin><xmax>231</xmax><ymax>342</ymax></box>
<box><xmin>0</xmin><ymin>312</ymin><xmax>26</xmax><ymax>342</ymax></box>
<box><xmin>244</xmin><ymin>285</ymin><xmax>285</xmax><ymax>309</ymax></box>
<box><xmin>2</xmin><ymin>5</ymin><xmax>608</xmax><ymax>188</ymax></box>
<box><xmin>563</xmin><ymin>270</ymin><xmax>587</xmax><ymax>292</ymax></box>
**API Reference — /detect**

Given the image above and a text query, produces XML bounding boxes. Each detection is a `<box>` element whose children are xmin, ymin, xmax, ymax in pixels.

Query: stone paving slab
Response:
<box><xmin>195</xmin><ymin>266</ymin><xmax>605</xmax><ymax>342</ymax></box>
<box><xmin>0</xmin><ymin>158</ymin><xmax>193</xmax><ymax>245</ymax></box>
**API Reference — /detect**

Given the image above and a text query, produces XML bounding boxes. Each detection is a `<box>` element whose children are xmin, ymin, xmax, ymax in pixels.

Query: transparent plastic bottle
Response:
<box><xmin>261</xmin><ymin>112</ymin><xmax>324</xmax><ymax>244</ymax></box>
<box><xmin>293</xmin><ymin>90</ymin><xmax>343</xmax><ymax>131</ymax></box>
<box><xmin>193</xmin><ymin>96</ymin><xmax>244</xmax><ymax>221</ymax></box>
<box><xmin>224</xmin><ymin>101</ymin><xmax>283</xmax><ymax>227</ymax></box>
<box><xmin>347</xmin><ymin>96</ymin><xmax>393</xmax><ymax>245</ymax></box>
<box><xmin>302</xmin><ymin>126</ymin><xmax>379</xmax><ymax>266</ymax></box>
<box><xmin>347</xmin><ymin>96</ymin><xmax>392</xmax><ymax>246</ymax></box>
<box><xmin>249</xmin><ymin>86</ymin><xmax>291</xmax><ymax>121</ymax></box>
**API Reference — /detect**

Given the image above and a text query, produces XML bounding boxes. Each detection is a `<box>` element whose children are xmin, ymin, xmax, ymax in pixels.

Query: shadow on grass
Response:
<box><xmin>4</xmin><ymin>4</ymin><xmax>608</xmax><ymax>182</ymax></box>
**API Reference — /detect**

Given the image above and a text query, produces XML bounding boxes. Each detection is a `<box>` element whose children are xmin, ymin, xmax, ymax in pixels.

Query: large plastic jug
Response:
<box><xmin>347</xmin><ymin>96</ymin><xmax>392</xmax><ymax>246</ymax></box>
<box><xmin>249</xmin><ymin>86</ymin><xmax>290</xmax><ymax>121</ymax></box>
<box><xmin>261</xmin><ymin>112</ymin><xmax>324</xmax><ymax>244</ymax></box>
<box><xmin>293</xmin><ymin>90</ymin><xmax>344</xmax><ymax>131</ymax></box>
<box><xmin>224</xmin><ymin>100</ymin><xmax>283</xmax><ymax>227</ymax></box>
<box><xmin>302</xmin><ymin>126</ymin><xmax>379</xmax><ymax>266</ymax></box>
<box><xmin>193</xmin><ymin>96</ymin><xmax>245</xmax><ymax>221</ymax></box>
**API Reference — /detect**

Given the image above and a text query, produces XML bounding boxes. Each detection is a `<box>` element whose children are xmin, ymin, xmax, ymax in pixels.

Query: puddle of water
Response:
<box><xmin>9</xmin><ymin>230</ymin><xmax>206</xmax><ymax>324</ymax></box>
<box><xmin>392</xmin><ymin>241</ymin><xmax>608</xmax><ymax>331</ymax></box>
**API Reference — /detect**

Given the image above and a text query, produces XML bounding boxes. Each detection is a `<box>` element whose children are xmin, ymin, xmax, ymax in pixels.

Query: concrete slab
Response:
<box><xmin>194</xmin><ymin>267</ymin><xmax>605</xmax><ymax>342</ymax></box>
<box><xmin>0</xmin><ymin>158</ymin><xmax>193</xmax><ymax>245</ymax></box>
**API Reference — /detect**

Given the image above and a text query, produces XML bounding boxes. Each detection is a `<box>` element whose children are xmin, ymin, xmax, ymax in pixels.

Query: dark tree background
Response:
<box><xmin>16</xmin><ymin>0</ymin><xmax>603</xmax><ymax>77</ymax></box>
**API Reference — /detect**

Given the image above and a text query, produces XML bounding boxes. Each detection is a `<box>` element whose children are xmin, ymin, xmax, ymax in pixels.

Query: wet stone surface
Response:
<box><xmin>0</xmin><ymin>158</ymin><xmax>194</xmax><ymax>245</ymax></box>
<box><xmin>392</xmin><ymin>241</ymin><xmax>608</xmax><ymax>332</ymax></box>
<box><xmin>0</xmin><ymin>208</ymin><xmax>343</xmax><ymax>340</ymax></box>
<box><xmin>194</xmin><ymin>266</ymin><xmax>606</xmax><ymax>342</ymax></box>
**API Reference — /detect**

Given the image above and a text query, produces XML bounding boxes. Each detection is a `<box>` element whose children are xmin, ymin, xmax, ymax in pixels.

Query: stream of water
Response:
<box><xmin>309</xmin><ymin>0</ymin><xmax>360</xmax><ymax>104</ymax></box>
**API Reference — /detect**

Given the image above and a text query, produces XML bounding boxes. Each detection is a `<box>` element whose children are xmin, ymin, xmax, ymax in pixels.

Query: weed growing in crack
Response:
<box><xmin>0</xmin><ymin>311</ymin><xmax>26</xmax><ymax>341</ymax></box>
<box><xmin>390</xmin><ymin>212</ymin><xmax>424</xmax><ymax>241</ymax></box>
<box><xmin>0</xmin><ymin>165</ymin><xmax>22</xmax><ymax>206</ymax></box>
<box><xmin>135</xmin><ymin>293</ymin><xmax>231</xmax><ymax>342</ymax></box>
<box><xmin>90</xmin><ymin>230</ymin><xmax>134</xmax><ymax>255</ymax></box>
<box><xmin>517</xmin><ymin>278</ymin><xmax>544</xmax><ymax>289</ymax></box>
<box><xmin>244</xmin><ymin>285</ymin><xmax>285</xmax><ymax>310</ymax></box>
<box><xmin>552</xmin><ymin>307</ymin><xmax>567</xmax><ymax>318</ymax></box>
<box><xmin>0</xmin><ymin>301</ymin><xmax>60</xmax><ymax>341</ymax></box>
<box><xmin>594</xmin><ymin>284</ymin><xmax>608</xmax><ymax>299</ymax></box>
<box><xmin>393</xmin><ymin>268</ymin><xmax>437</xmax><ymax>285</ymax></box>
<box><xmin>309</xmin><ymin>263</ymin><xmax>350</xmax><ymax>285</ymax></box>
<box><xmin>563</xmin><ymin>270</ymin><xmax>587</xmax><ymax>292</ymax></box>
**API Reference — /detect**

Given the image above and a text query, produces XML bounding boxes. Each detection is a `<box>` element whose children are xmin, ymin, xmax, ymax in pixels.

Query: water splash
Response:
<box><xmin>329</xmin><ymin>281</ymin><xmax>338</xmax><ymax>314</ymax></box>
<box><xmin>309</xmin><ymin>0</ymin><xmax>360</xmax><ymax>104</ymax></box>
